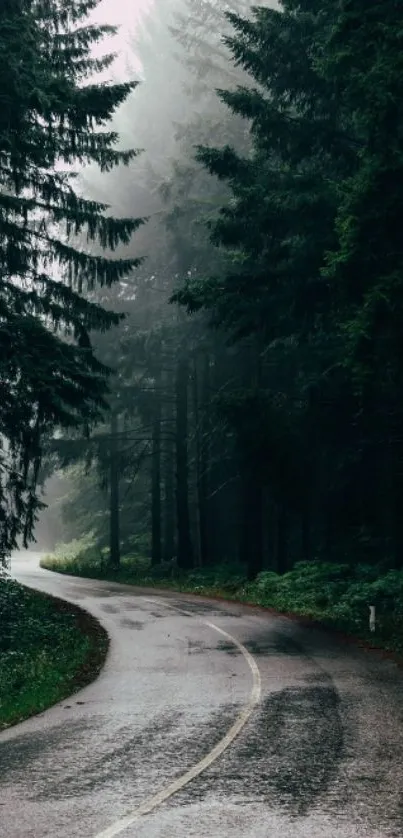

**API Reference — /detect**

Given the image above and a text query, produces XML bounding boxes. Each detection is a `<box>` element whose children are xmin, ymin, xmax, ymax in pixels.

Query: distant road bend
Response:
<box><xmin>1</xmin><ymin>552</ymin><xmax>403</xmax><ymax>838</ymax></box>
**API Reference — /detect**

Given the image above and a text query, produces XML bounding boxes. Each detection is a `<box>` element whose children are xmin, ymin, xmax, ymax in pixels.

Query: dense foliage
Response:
<box><xmin>31</xmin><ymin>1</ymin><xmax>403</xmax><ymax>593</ymax></box>
<box><xmin>0</xmin><ymin>575</ymin><xmax>108</xmax><ymax>729</ymax></box>
<box><xmin>0</xmin><ymin>0</ymin><xmax>143</xmax><ymax>562</ymax></box>
<box><xmin>172</xmin><ymin>0</ymin><xmax>403</xmax><ymax>574</ymax></box>
<box><xmin>41</xmin><ymin>547</ymin><xmax>403</xmax><ymax>655</ymax></box>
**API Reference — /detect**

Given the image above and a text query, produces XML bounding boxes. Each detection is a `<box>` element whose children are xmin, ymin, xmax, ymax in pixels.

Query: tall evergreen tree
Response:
<box><xmin>0</xmin><ymin>0</ymin><xmax>144</xmax><ymax>562</ymax></box>
<box><xmin>320</xmin><ymin>0</ymin><xmax>403</xmax><ymax>565</ymax></box>
<box><xmin>173</xmin><ymin>2</ymin><xmax>349</xmax><ymax>573</ymax></box>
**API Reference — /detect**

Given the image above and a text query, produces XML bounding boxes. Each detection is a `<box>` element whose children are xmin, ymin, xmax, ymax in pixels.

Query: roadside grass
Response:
<box><xmin>0</xmin><ymin>576</ymin><xmax>109</xmax><ymax>731</ymax></box>
<box><xmin>41</xmin><ymin>540</ymin><xmax>403</xmax><ymax>658</ymax></box>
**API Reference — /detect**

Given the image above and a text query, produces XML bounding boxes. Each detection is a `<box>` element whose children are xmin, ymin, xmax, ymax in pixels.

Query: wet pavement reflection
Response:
<box><xmin>1</xmin><ymin>552</ymin><xmax>403</xmax><ymax>838</ymax></box>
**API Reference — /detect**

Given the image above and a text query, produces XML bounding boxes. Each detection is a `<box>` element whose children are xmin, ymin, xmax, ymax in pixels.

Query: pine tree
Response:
<box><xmin>320</xmin><ymin>0</ymin><xmax>403</xmax><ymax>566</ymax></box>
<box><xmin>0</xmin><ymin>0</ymin><xmax>144</xmax><ymax>561</ymax></box>
<box><xmin>173</xmin><ymin>0</ymin><xmax>403</xmax><ymax>570</ymax></box>
<box><xmin>173</xmin><ymin>2</ymin><xmax>347</xmax><ymax>573</ymax></box>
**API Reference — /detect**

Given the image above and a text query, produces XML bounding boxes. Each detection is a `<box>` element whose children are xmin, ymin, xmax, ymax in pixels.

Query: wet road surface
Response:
<box><xmin>1</xmin><ymin>552</ymin><xmax>403</xmax><ymax>837</ymax></box>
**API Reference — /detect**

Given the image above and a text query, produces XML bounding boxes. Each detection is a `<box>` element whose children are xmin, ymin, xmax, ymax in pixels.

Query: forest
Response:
<box><xmin>2</xmin><ymin>0</ymin><xmax>403</xmax><ymax>638</ymax></box>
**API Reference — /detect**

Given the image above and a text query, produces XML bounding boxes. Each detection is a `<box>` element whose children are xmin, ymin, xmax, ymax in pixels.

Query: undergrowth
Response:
<box><xmin>41</xmin><ymin>538</ymin><xmax>403</xmax><ymax>656</ymax></box>
<box><xmin>0</xmin><ymin>576</ymin><xmax>108</xmax><ymax>730</ymax></box>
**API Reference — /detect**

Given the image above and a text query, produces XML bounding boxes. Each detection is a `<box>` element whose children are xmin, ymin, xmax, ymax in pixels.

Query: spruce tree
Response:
<box><xmin>174</xmin><ymin>0</ymin><xmax>403</xmax><ymax>569</ymax></box>
<box><xmin>173</xmin><ymin>2</ymin><xmax>346</xmax><ymax>572</ymax></box>
<box><xmin>0</xmin><ymin>0</ymin><xmax>144</xmax><ymax>562</ymax></box>
<box><xmin>320</xmin><ymin>0</ymin><xmax>403</xmax><ymax>565</ymax></box>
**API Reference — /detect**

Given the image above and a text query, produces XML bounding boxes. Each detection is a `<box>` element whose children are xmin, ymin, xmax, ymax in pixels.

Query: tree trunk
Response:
<box><xmin>163</xmin><ymin>432</ymin><xmax>175</xmax><ymax>562</ymax></box>
<box><xmin>161</xmin><ymin>364</ymin><xmax>176</xmax><ymax>563</ymax></box>
<box><xmin>248</xmin><ymin>482</ymin><xmax>264</xmax><ymax>580</ymax></box>
<box><xmin>392</xmin><ymin>472</ymin><xmax>403</xmax><ymax>570</ymax></box>
<box><xmin>301</xmin><ymin>501</ymin><xmax>312</xmax><ymax>562</ymax></box>
<box><xmin>275</xmin><ymin>503</ymin><xmax>288</xmax><ymax>575</ymax></box>
<box><xmin>240</xmin><ymin>468</ymin><xmax>264</xmax><ymax>580</ymax></box>
<box><xmin>151</xmin><ymin>386</ymin><xmax>162</xmax><ymax>566</ymax></box>
<box><xmin>109</xmin><ymin>411</ymin><xmax>120</xmax><ymax>569</ymax></box>
<box><xmin>262</xmin><ymin>487</ymin><xmax>274</xmax><ymax>570</ymax></box>
<box><xmin>175</xmin><ymin>355</ymin><xmax>193</xmax><ymax>569</ymax></box>
<box><xmin>192</xmin><ymin>351</ymin><xmax>210</xmax><ymax>566</ymax></box>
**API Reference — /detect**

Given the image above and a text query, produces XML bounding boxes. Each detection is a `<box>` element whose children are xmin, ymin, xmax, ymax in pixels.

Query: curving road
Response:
<box><xmin>1</xmin><ymin>552</ymin><xmax>403</xmax><ymax>838</ymax></box>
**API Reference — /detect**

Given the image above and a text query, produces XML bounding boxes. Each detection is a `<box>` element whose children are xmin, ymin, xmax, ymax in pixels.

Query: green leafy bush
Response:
<box><xmin>243</xmin><ymin>562</ymin><xmax>353</xmax><ymax>616</ymax></box>
<box><xmin>41</xmin><ymin>544</ymin><xmax>403</xmax><ymax>654</ymax></box>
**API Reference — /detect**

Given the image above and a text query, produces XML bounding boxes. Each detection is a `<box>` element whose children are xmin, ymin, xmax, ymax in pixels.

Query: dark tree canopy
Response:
<box><xmin>28</xmin><ymin>1</ymin><xmax>403</xmax><ymax>581</ymax></box>
<box><xmin>173</xmin><ymin>0</ymin><xmax>403</xmax><ymax>571</ymax></box>
<box><xmin>0</xmin><ymin>0</ymin><xmax>144</xmax><ymax>561</ymax></box>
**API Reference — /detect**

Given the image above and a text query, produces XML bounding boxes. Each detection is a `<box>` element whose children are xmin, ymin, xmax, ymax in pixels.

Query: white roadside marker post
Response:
<box><xmin>369</xmin><ymin>604</ymin><xmax>376</xmax><ymax>633</ymax></box>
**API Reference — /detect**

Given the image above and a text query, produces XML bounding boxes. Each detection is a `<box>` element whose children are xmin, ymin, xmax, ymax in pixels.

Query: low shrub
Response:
<box><xmin>0</xmin><ymin>578</ymin><xmax>108</xmax><ymax>729</ymax></box>
<box><xmin>41</xmin><ymin>542</ymin><xmax>403</xmax><ymax>655</ymax></box>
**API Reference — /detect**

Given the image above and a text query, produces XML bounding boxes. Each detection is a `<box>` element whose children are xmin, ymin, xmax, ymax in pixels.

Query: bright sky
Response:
<box><xmin>90</xmin><ymin>0</ymin><xmax>153</xmax><ymax>79</ymax></box>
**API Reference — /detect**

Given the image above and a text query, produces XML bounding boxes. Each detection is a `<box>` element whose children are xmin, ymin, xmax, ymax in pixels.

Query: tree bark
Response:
<box><xmin>301</xmin><ymin>501</ymin><xmax>312</xmax><ymax>562</ymax></box>
<box><xmin>240</xmin><ymin>468</ymin><xmax>264</xmax><ymax>580</ymax></box>
<box><xmin>275</xmin><ymin>502</ymin><xmax>288</xmax><ymax>575</ymax></box>
<box><xmin>192</xmin><ymin>351</ymin><xmax>210</xmax><ymax>566</ymax></box>
<box><xmin>151</xmin><ymin>385</ymin><xmax>162</xmax><ymax>566</ymax></box>
<box><xmin>163</xmin><ymin>429</ymin><xmax>175</xmax><ymax>562</ymax></box>
<box><xmin>175</xmin><ymin>355</ymin><xmax>193</xmax><ymax>569</ymax></box>
<box><xmin>109</xmin><ymin>411</ymin><xmax>120</xmax><ymax>569</ymax></box>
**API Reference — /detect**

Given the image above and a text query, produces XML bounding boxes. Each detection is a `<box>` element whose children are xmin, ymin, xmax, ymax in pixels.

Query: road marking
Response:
<box><xmin>94</xmin><ymin>597</ymin><xmax>262</xmax><ymax>838</ymax></box>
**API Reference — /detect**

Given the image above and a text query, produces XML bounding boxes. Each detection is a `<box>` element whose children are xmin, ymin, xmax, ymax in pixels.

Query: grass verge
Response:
<box><xmin>0</xmin><ymin>576</ymin><xmax>109</xmax><ymax>731</ymax></box>
<box><xmin>41</xmin><ymin>542</ymin><xmax>403</xmax><ymax>661</ymax></box>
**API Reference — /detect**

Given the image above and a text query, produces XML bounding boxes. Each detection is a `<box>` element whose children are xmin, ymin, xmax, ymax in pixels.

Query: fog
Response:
<box><xmin>36</xmin><ymin>0</ymin><xmax>274</xmax><ymax>556</ymax></box>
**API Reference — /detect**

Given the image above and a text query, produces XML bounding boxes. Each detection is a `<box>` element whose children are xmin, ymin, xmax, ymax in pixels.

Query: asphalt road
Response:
<box><xmin>1</xmin><ymin>552</ymin><xmax>403</xmax><ymax>838</ymax></box>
